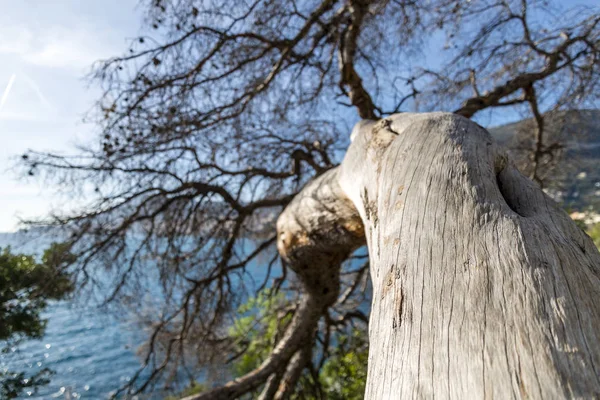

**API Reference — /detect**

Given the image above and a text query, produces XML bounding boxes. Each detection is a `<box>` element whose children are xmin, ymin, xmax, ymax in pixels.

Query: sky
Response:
<box><xmin>0</xmin><ymin>0</ymin><xmax>598</xmax><ymax>232</ymax></box>
<box><xmin>0</xmin><ymin>0</ymin><xmax>141</xmax><ymax>232</ymax></box>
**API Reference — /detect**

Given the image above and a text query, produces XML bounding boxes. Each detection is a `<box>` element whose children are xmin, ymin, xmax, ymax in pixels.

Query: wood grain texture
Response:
<box><xmin>338</xmin><ymin>113</ymin><xmax>600</xmax><ymax>399</ymax></box>
<box><xmin>185</xmin><ymin>169</ymin><xmax>365</xmax><ymax>400</ymax></box>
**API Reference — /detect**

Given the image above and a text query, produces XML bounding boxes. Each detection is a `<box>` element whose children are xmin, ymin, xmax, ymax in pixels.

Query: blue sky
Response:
<box><xmin>0</xmin><ymin>0</ymin><xmax>141</xmax><ymax>231</ymax></box>
<box><xmin>0</xmin><ymin>0</ymin><xmax>598</xmax><ymax>232</ymax></box>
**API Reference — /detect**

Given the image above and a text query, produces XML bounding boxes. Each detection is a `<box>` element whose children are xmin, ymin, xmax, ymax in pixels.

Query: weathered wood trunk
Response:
<box><xmin>334</xmin><ymin>113</ymin><xmax>600</xmax><ymax>398</ymax></box>
<box><xmin>192</xmin><ymin>112</ymin><xmax>600</xmax><ymax>400</ymax></box>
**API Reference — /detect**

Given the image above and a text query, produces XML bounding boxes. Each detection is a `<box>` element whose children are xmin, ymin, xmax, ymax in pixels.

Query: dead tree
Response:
<box><xmin>19</xmin><ymin>0</ymin><xmax>600</xmax><ymax>398</ymax></box>
<box><xmin>274</xmin><ymin>113</ymin><xmax>600</xmax><ymax>398</ymax></box>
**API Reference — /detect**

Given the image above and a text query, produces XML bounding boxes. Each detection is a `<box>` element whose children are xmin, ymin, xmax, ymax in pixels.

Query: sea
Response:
<box><xmin>0</xmin><ymin>232</ymin><xmax>197</xmax><ymax>400</ymax></box>
<box><xmin>0</xmin><ymin>231</ymin><xmax>370</xmax><ymax>399</ymax></box>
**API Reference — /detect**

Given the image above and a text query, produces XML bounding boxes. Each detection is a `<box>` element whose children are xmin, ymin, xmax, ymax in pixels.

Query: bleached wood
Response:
<box><xmin>184</xmin><ymin>169</ymin><xmax>365</xmax><ymax>400</ymax></box>
<box><xmin>336</xmin><ymin>112</ymin><xmax>600</xmax><ymax>399</ymax></box>
<box><xmin>188</xmin><ymin>112</ymin><xmax>600</xmax><ymax>400</ymax></box>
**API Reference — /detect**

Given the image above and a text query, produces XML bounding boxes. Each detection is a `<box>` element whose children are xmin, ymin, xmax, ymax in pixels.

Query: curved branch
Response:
<box><xmin>184</xmin><ymin>168</ymin><xmax>364</xmax><ymax>400</ymax></box>
<box><xmin>274</xmin><ymin>344</ymin><xmax>313</xmax><ymax>399</ymax></box>
<box><xmin>182</xmin><ymin>294</ymin><xmax>322</xmax><ymax>400</ymax></box>
<box><xmin>338</xmin><ymin>1</ymin><xmax>378</xmax><ymax>119</ymax></box>
<box><xmin>454</xmin><ymin>15</ymin><xmax>600</xmax><ymax>118</ymax></box>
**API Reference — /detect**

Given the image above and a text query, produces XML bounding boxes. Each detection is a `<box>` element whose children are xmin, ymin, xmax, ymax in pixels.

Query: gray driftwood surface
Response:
<box><xmin>337</xmin><ymin>113</ymin><xmax>600</xmax><ymax>399</ymax></box>
<box><xmin>282</xmin><ymin>112</ymin><xmax>600</xmax><ymax>399</ymax></box>
<box><xmin>185</xmin><ymin>112</ymin><xmax>600</xmax><ymax>400</ymax></box>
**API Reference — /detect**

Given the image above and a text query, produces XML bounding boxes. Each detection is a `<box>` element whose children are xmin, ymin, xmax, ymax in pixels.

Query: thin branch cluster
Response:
<box><xmin>19</xmin><ymin>0</ymin><xmax>600</xmax><ymax>397</ymax></box>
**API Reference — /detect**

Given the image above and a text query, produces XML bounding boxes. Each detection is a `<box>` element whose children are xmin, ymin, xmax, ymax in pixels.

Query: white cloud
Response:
<box><xmin>0</xmin><ymin>0</ymin><xmax>141</xmax><ymax>231</ymax></box>
<box><xmin>0</xmin><ymin>24</ymin><xmax>119</xmax><ymax>70</ymax></box>
<box><xmin>0</xmin><ymin>25</ymin><xmax>34</xmax><ymax>54</ymax></box>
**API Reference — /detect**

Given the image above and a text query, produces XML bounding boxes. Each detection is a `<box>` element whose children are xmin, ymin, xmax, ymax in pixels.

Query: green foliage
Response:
<box><xmin>0</xmin><ymin>369</ymin><xmax>54</xmax><ymax>400</ymax></box>
<box><xmin>0</xmin><ymin>243</ymin><xmax>75</xmax><ymax>399</ymax></box>
<box><xmin>189</xmin><ymin>290</ymin><xmax>368</xmax><ymax>399</ymax></box>
<box><xmin>320</xmin><ymin>330</ymin><xmax>368</xmax><ymax>400</ymax></box>
<box><xmin>228</xmin><ymin>289</ymin><xmax>292</xmax><ymax>377</ymax></box>
<box><xmin>164</xmin><ymin>381</ymin><xmax>207</xmax><ymax>400</ymax></box>
<box><xmin>587</xmin><ymin>223</ymin><xmax>600</xmax><ymax>250</ymax></box>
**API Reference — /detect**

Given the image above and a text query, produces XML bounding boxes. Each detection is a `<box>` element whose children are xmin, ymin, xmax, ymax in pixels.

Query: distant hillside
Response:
<box><xmin>488</xmin><ymin>109</ymin><xmax>600</xmax><ymax>211</ymax></box>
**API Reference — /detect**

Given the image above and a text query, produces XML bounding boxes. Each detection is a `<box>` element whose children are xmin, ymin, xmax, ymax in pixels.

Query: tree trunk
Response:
<box><xmin>185</xmin><ymin>169</ymin><xmax>365</xmax><ymax>400</ymax></box>
<box><xmin>331</xmin><ymin>113</ymin><xmax>600</xmax><ymax>398</ymax></box>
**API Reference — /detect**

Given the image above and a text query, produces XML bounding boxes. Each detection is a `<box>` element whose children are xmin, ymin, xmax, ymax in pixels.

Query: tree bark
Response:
<box><xmin>188</xmin><ymin>112</ymin><xmax>600</xmax><ymax>399</ymax></box>
<box><xmin>184</xmin><ymin>169</ymin><xmax>365</xmax><ymax>400</ymax></box>
<box><xmin>269</xmin><ymin>111</ymin><xmax>600</xmax><ymax>399</ymax></box>
<box><xmin>332</xmin><ymin>112</ymin><xmax>600</xmax><ymax>398</ymax></box>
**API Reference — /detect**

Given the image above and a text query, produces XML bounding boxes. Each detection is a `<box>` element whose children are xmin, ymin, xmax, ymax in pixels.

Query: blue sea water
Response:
<box><xmin>0</xmin><ymin>233</ymin><xmax>177</xmax><ymax>399</ymax></box>
<box><xmin>0</xmin><ymin>231</ymin><xmax>370</xmax><ymax>399</ymax></box>
<box><xmin>2</xmin><ymin>302</ymin><xmax>151</xmax><ymax>399</ymax></box>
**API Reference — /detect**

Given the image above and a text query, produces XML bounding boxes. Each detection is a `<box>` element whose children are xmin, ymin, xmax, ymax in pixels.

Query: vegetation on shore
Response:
<box><xmin>0</xmin><ymin>243</ymin><xmax>74</xmax><ymax>399</ymax></box>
